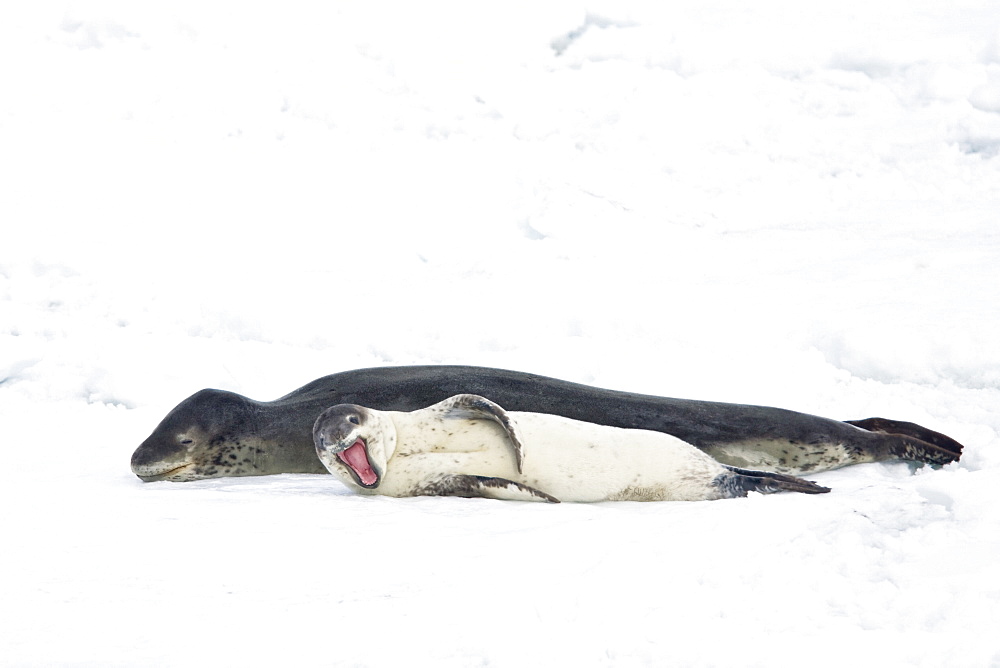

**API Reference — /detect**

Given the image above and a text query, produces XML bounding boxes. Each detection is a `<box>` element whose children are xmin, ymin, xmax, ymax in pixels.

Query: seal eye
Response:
<box><xmin>180</xmin><ymin>439</ymin><xmax>193</xmax><ymax>445</ymax></box>
<box><xmin>348</xmin><ymin>415</ymin><xmax>360</xmax><ymax>425</ymax></box>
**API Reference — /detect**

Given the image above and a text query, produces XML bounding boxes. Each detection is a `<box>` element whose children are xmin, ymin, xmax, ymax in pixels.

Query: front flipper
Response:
<box><xmin>414</xmin><ymin>474</ymin><xmax>559</xmax><ymax>503</ymax></box>
<box><xmin>715</xmin><ymin>466</ymin><xmax>831</xmax><ymax>498</ymax></box>
<box><xmin>431</xmin><ymin>394</ymin><xmax>526</xmax><ymax>473</ymax></box>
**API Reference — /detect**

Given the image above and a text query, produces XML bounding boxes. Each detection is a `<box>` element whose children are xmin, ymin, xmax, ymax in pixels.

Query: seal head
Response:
<box><xmin>313</xmin><ymin>405</ymin><xmax>397</xmax><ymax>489</ymax></box>
<box><xmin>130</xmin><ymin>389</ymin><xmax>262</xmax><ymax>482</ymax></box>
<box><xmin>130</xmin><ymin>388</ymin><xmax>326</xmax><ymax>481</ymax></box>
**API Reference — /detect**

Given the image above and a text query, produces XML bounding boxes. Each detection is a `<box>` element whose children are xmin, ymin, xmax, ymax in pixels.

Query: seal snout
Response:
<box><xmin>314</xmin><ymin>427</ymin><xmax>353</xmax><ymax>453</ymax></box>
<box><xmin>315</xmin><ymin>432</ymin><xmax>353</xmax><ymax>454</ymax></box>
<box><xmin>132</xmin><ymin>463</ymin><xmax>194</xmax><ymax>482</ymax></box>
<box><xmin>131</xmin><ymin>435</ymin><xmax>195</xmax><ymax>481</ymax></box>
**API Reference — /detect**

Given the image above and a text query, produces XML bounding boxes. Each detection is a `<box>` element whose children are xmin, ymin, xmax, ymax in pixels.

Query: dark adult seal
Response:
<box><xmin>130</xmin><ymin>365</ymin><xmax>963</xmax><ymax>482</ymax></box>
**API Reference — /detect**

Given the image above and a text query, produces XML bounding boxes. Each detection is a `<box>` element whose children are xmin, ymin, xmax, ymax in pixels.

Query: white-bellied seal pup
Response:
<box><xmin>131</xmin><ymin>365</ymin><xmax>963</xmax><ymax>482</ymax></box>
<box><xmin>312</xmin><ymin>394</ymin><xmax>831</xmax><ymax>502</ymax></box>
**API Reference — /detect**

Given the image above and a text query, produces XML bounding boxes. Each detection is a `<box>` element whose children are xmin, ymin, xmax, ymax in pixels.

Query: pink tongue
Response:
<box><xmin>338</xmin><ymin>439</ymin><xmax>378</xmax><ymax>486</ymax></box>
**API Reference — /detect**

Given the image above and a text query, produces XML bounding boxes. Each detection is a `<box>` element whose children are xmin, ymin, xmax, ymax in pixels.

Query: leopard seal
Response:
<box><xmin>130</xmin><ymin>365</ymin><xmax>963</xmax><ymax>482</ymax></box>
<box><xmin>312</xmin><ymin>394</ymin><xmax>831</xmax><ymax>502</ymax></box>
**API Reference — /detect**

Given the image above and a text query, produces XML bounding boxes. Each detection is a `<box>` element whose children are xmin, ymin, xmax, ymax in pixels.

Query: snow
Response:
<box><xmin>2</xmin><ymin>1</ymin><xmax>999</xmax><ymax>666</ymax></box>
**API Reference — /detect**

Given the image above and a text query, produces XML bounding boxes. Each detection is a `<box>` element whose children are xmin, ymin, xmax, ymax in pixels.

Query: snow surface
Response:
<box><xmin>2</xmin><ymin>1</ymin><xmax>1000</xmax><ymax>666</ymax></box>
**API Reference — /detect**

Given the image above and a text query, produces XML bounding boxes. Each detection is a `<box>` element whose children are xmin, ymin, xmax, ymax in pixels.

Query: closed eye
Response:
<box><xmin>180</xmin><ymin>439</ymin><xmax>193</xmax><ymax>445</ymax></box>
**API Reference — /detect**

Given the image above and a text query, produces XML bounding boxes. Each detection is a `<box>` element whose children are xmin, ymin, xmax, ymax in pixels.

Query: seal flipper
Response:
<box><xmin>844</xmin><ymin>417</ymin><xmax>963</xmax><ymax>466</ymax></box>
<box><xmin>432</xmin><ymin>394</ymin><xmax>526</xmax><ymax>473</ymax></box>
<box><xmin>414</xmin><ymin>474</ymin><xmax>560</xmax><ymax>503</ymax></box>
<box><xmin>715</xmin><ymin>465</ymin><xmax>831</xmax><ymax>498</ymax></box>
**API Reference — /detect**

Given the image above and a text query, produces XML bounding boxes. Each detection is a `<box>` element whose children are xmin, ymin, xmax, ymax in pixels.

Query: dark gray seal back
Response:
<box><xmin>131</xmin><ymin>365</ymin><xmax>962</xmax><ymax>481</ymax></box>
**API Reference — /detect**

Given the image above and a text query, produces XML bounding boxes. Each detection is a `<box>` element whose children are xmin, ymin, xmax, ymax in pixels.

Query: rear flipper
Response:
<box><xmin>715</xmin><ymin>466</ymin><xmax>831</xmax><ymax>498</ymax></box>
<box><xmin>415</xmin><ymin>474</ymin><xmax>560</xmax><ymax>503</ymax></box>
<box><xmin>844</xmin><ymin>417</ymin><xmax>963</xmax><ymax>466</ymax></box>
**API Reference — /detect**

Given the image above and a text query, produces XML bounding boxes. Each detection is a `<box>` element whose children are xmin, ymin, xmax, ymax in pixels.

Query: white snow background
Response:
<box><xmin>3</xmin><ymin>1</ymin><xmax>1000</xmax><ymax>666</ymax></box>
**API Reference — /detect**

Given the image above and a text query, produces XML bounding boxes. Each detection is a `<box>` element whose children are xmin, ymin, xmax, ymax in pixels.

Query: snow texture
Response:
<box><xmin>2</xmin><ymin>1</ymin><xmax>999</xmax><ymax>666</ymax></box>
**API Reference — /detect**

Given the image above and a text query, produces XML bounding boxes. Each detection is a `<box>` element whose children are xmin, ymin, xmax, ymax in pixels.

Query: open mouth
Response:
<box><xmin>338</xmin><ymin>438</ymin><xmax>379</xmax><ymax>488</ymax></box>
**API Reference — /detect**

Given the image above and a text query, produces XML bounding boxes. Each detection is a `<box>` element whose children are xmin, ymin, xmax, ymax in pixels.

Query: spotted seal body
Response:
<box><xmin>312</xmin><ymin>394</ymin><xmax>831</xmax><ymax>502</ymax></box>
<box><xmin>130</xmin><ymin>365</ymin><xmax>963</xmax><ymax>482</ymax></box>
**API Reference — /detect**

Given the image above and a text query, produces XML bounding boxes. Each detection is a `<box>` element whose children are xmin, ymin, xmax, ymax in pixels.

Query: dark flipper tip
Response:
<box><xmin>717</xmin><ymin>466</ymin><xmax>831</xmax><ymax>498</ymax></box>
<box><xmin>845</xmin><ymin>417</ymin><xmax>964</xmax><ymax>465</ymax></box>
<box><xmin>416</xmin><ymin>474</ymin><xmax>560</xmax><ymax>503</ymax></box>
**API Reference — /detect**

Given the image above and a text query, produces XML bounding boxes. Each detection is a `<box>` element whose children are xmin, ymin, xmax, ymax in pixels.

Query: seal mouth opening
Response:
<box><xmin>338</xmin><ymin>438</ymin><xmax>379</xmax><ymax>488</ymax></box>
<box><xmin>134</xmin><ymin>462</ymin><xmax>194</xmax><ymax>482</ymax></box>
